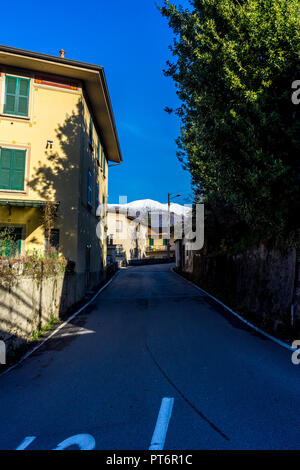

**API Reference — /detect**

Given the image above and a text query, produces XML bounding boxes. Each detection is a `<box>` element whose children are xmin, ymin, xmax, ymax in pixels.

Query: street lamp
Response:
<box><xmin>167</xmin><ymin>192</ymin><xmax>181</xmax><ymax>259</ymax></box>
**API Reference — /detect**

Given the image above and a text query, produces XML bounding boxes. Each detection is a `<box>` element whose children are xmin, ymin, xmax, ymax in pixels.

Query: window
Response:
<box><xmin>95</xmin><ymin>183</ymin><xmax>99</xmax><ymax>210</ymax></box>
<box><xmin>97</xmin><ymin>138</ymin><xmax>101</xmax><ymax>164</ymax></box>
<box><xmin>149</xmin><ymin>238</ymin><xmax>154</xmax><ymax>246</ymax></box>
<box><xmin>163</xmin><ymin>238</ymin><xmax>168</xmax><ymax>246</ymax></box>
<box><xmin>103</xmin><ymin>154</ymin><xmax>106</xmax><ymax>176</ymax></box>
<box><xmin>102</xmin><ymin>195</ymin><xmax>106</xmax><ymax>217</ymax></box>
<box><xmin>100</xmin><ymin>147</ymin><xmax>103</xmax><ymax>169</ymax></box>
<box><xmin>87</xmin><ymin>170</ymin><xmax>92</xmax><ymax>206</ymax></box>
<box><xmin>0</xmin><ymin>226</ymin><xmax>22</xmax><ymax>257</ymax></box>
<box><xmin>45</xmin><ymin>229</ymin><xmax>60</xmax><ymax>250</ymax></box>
<box><xmin>89</xmin><ymin>116</ymin><xmax>93</xmax><ymax>148</ymax></box>
<box><xmin>116</xmin><ymin>245</ymin><xmax>123</xmax><ymax>255</ymax></box>
<box><xmin>4</xmin><ymin>76</ymin><xmax>30</xmax><ymax>117</ymax></box>
<box><xmin>0</xmin><ymin>148</ymin><xmax>26</xmax><ymax>191</ymax></box>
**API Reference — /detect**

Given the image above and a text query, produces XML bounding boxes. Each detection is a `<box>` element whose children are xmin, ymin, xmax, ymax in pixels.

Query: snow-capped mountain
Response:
<box><xmin>108</xmin><ymin>199</ymin><xmax>191</xmax><ymax>217</ymax></box>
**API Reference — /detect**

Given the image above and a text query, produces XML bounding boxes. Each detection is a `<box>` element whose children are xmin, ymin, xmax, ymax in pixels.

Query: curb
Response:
<box><xmin>171</xmin><ymin>266</ymin><xmax>296</xmax><ymax>353</ymax></box>
<box><xmin>1</xmin><ymin>269</ymin><xmax>120</xmax><ymax>377</ymax></box>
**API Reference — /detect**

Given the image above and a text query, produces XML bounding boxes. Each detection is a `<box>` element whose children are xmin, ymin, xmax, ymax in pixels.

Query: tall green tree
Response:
<box><xmin>161</xmin><ymin>0</ymin><xmax>300</xmax><ymax>250</ymax></box>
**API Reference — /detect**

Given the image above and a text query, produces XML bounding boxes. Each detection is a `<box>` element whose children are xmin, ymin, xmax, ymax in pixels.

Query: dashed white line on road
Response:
<box><xmin>149</xmin><ymin>397</ymin><xmax>174</xmax><ymax>450</ymax></box>
<box><xmin>16</xmin><ymin>436</ymin><xmax>36</xmax><ymax>450</ymax></box>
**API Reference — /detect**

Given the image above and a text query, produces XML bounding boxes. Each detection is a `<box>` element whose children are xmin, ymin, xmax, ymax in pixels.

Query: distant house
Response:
<box><xmin>147</xmin><ymin>212</ymin><xmax>175</xmax><ymax>260</ymax></box>
<box><xmin>0</xmin><ymin>45</ymin><xmax>122</xmax><ymax>292</ymax></box>
<box><xmin>106</xmin><ymin>208</ymin><xmax>148</xmax><ymax>265</ymax></box>
<box><xmin>107</xmin><ymin>199</ymin><xmax>187</xmax><ymax>262</ymax></box>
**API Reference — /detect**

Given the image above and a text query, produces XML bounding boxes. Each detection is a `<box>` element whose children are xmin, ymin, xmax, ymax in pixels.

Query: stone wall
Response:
<box><xmin>0</xmin><ymin>269</ymin><xmax>105</xmax><ymax>354</ymax></box>
<box><xmin>178</xmin><ymin>243</ymin><xmax>297</xmax><ymax>325</ymax></box>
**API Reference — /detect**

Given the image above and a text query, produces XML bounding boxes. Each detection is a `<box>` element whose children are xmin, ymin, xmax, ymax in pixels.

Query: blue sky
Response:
<box><xmin>1</xmin><ymin>0</ymin><xmax>192</xmax><ymax>205</ymax></box>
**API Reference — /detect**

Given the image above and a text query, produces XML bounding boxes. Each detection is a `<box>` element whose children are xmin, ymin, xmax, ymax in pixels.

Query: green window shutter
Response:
<box><xmin>11</xmin><ymin>150</ymin><xmax>26</xmax><ymax>190</ymax></box>
<box><xmin>17</xmin><ymin>78</ymin><xmax>30</xmax><ymax>116</ymax></box>
<box><xmin>4</xmin><ymin>76</ymin><xmax>17</xmax><ymax>115</ymax></box>
<box><xmin>4</xmin><ymin>76</ymin><xmax>30</xmax><ymax>116</ymax></box>
<box><xmin>0</xmin><ymin>148</ymin><xmax>13</xmax><ymax>189</ymax></box>
<box><xmin>0</xmin><ymin>227</ymin><xmax>22</xmax><ymax>257</ymax></box>
<box><xmin>163</xmin><ymin>238</ymin><xmax>168</xmax><ymax>246</ymax></box>
<box><xmin>10</xmin><ymin>228</ymin><xmax>22</xmax><ymax>256</ymax></box>
<box><xmin>0</xmin><ymin>148</ymin><xmax>25</xmax><ymax>190</ymax></box>
<box><xmin>149</xmin><ymin>238</ymin><xmax>154</xmax><ymax>246</ymax></box>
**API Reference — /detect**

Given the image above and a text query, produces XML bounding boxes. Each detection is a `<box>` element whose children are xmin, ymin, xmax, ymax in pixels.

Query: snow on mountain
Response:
<box><xmin>108</xmin><ymin>199</ymin><xmax>191</xmax><ymax>217</ymax></box>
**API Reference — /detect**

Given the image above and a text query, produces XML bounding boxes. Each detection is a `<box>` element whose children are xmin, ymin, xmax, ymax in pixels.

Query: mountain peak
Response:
<box><xmin>108</xmin><ymin>198</ymin><xmax>191</xmax><ymax>216</ymax></box>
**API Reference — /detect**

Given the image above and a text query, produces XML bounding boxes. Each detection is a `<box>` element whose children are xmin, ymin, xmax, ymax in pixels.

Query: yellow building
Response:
<box><xmin>0</xmin><ymin>45</ymin><xmax>122</xmax><ymax>291</ymax></box>
<box><xmin>147</xmin><ymin>225</ymin><xmax>175</xmax><ymax>259</ymax></box>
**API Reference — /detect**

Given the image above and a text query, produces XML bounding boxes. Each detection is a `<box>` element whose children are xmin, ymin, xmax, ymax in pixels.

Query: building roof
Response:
<box><xmin>107</xmin><ymin>207</ymin><xmax>136</xmax><ymax>221</ymax></box>
<box><xmin>0</xmin><ymin>44</ymin><xmax>122</xmax><ymax>163</ymax></box>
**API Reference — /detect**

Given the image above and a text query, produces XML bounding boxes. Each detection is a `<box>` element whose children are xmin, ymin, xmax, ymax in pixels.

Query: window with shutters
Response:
<box><xmin>102</xmin><ymin>195</ymin><xmax>106</xmax><ymax>218</ymax></box>
<box><xmin>0</xmin><ymin>226</ymin><xmax>23</xmax><ymax>256</ymax></box>
<box><xmin>97</xmin><ymin>138</ymin><xmax>100</xmax><ymax>165</ymax></box>
<box><xmin>87</xmin><ymin>170</ymin><xmax>92</xmax><ymax>206</ymax></box>
<box><xmin>4</xmin><ymin>76</ymin><xmax>30</xmax><ymax>117</ymax></box>
<box><xmin>100</xmin><ymin>146</ymin><xmax>103</xmax><ymax>170</ymax></box>
<box><xmin>103</xmin><ymin>154</ymin><xmax>106</xmax><ymax>176</ymax></box>
<box><xmin>0</xmin><ymin>148</ymin><xmax>26</xmax><ymax>191</ymax></box>
<box><xmin>89</xmin><ymin>116</ymin><xmax>93</xmax><ymax>149</ymax></box>
<box><xmin>95</xmin><ymin>183</ymin><xmax>99</xmax><ymax>210</ymax></box>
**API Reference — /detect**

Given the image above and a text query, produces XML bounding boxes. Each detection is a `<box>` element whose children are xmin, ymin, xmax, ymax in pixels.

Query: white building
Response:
<box><xmin>106</xmin><ymin>208</ymin><xmax>148</xmax><ymax>265</ymax></box>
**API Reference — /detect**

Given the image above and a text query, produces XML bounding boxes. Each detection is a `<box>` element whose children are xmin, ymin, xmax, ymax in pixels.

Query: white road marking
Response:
<box><xmin>53</xmin><ymin>434</ymin><xmax>95</xmax><ymax>450</ymax></box>
<box><xmin>1</xmin><ymin>270</ymin><xmax>120</xmax><ymax>377</ymax></box>
<box><xmin>16</xmin><ymin>436</ymin><xmax>36</xmax><ymax>450</ymax></box>
<box><xmin>171</xmin><ymin>267</ymin><xmax>296</xmax><ymax>353</ymax></box>
<box><xmin>57</xmin><ymin>327</ymin><xmax>95</xmax><ymax>338</ymax></box>
<box><xmin>149</xmin><ymin>397</ymin><xmax>174</xmax><ymax>450</ymax></box>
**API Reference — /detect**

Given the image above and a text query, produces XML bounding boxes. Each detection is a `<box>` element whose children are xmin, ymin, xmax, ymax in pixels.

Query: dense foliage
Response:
<box><xmin>160</xmin><ymin>0</ymin><xmax>300</xmax><ymax>252</ymax></box>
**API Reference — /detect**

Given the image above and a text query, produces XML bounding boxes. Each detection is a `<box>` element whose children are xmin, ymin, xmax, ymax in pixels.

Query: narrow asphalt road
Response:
<box><xmin>0</xmin><ymin>263</ymin><xmax>300</xmax><ymax>450</ymax></box>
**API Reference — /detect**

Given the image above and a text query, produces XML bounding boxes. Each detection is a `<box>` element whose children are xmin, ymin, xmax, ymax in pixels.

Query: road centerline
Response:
<box><xmin>149</xmin><ymin>397</ymin><xmax>174</xmax><ymax>450</ymax></box>
<box><xmin>16</xmin><ymin>436</ymin><xmax>36</xmax><ymax>450</ymax></box>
